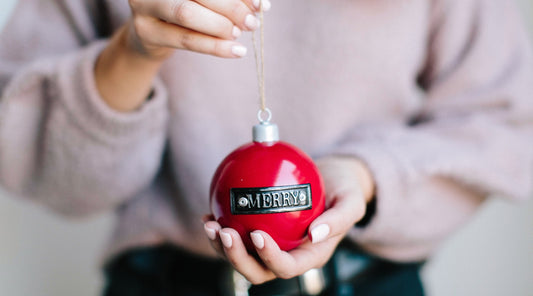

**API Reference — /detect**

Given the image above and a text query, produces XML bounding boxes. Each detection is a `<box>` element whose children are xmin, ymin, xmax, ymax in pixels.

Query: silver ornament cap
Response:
<box><xmin>253</xmin><ymin>121</ymin><xmax>279</xmax><ymax>143</ymax></box>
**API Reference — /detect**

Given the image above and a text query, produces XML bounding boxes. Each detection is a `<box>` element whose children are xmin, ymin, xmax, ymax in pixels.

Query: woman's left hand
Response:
<box><xmin>204</xmin><ymin>156</ymin><xmax>375</xmax><ymax>284</ymax></box>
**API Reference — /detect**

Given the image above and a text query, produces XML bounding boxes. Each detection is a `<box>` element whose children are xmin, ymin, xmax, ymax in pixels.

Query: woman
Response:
<box><xmin>0</xmin><ymin>0</ymin><xmax>532</xmax><ymax>295</ymax></box>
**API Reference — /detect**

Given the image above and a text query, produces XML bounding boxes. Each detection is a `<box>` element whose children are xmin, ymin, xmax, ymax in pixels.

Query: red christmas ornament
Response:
<box><xmin>210</xmin><ymin>119</ymin><xmax>325</xmax><ymax>252</ymax></box>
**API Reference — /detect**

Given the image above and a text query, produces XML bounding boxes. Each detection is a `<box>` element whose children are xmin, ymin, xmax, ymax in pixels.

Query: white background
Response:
<box><xmin>0</xmin><ymin>1</ymin><xmax>532</xmax><ymax>295</ymax></box>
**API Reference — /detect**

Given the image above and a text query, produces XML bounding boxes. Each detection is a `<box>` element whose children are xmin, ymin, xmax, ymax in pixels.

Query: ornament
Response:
<box><xmin>210</xmin><ymin>3</ymin><xmax>323</xmax><ymax>252</ymax></box>
<box><xmin>210</xmin><ymin>110</ymin><xmax>325</xmax><ymax>252</ymax></box>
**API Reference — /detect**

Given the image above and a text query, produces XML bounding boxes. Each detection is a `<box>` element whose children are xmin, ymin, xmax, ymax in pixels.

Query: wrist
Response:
<box><xmin>347</xmin><ymin>157</ymin><xmax>376</xmax><ymax>227</ymax></box>
<box><xmin>95</xmin><ymin>25</ymin><xmax>168</xmax><ymax>112</ymax></box>
<box><xmin>352</xmin><ymin>158</ymin><xmax>375</xmax><ymax>203</ymax></box>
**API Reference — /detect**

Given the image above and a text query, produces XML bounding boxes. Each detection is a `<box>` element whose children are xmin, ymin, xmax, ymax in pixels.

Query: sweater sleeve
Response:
<box><xmin>0</xmin><ymin>1</ymin><xmax>169</xmax><ymax>217</ymax></box>
<box><xmin>335</xmin><ymin>0</ymin><xmax>533</xmax><ymax>261</ymax></box>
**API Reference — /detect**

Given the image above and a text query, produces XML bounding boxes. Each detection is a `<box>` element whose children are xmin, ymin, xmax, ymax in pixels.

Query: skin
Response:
<box><xmin>95</xmin><ymin>0</ymin><xmax>264</xmax><ymax>112</ymax></box>
<box><xmin>93</xmin><ymin>0</ymin><xmax>375</xmax><ymax>284</ymax></box>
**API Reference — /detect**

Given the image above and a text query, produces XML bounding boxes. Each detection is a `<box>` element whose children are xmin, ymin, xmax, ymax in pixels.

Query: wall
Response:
<box><xmin>0</xmin><ymin>1</ymin><xmax>532</xmax><ymax>295</ymax></box>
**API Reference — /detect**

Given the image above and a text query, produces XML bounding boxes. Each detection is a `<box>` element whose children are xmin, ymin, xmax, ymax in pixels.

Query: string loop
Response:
<box><xmin>257</xmin><ymin>108</ymin><xmax>272</xmax><ymax>123</ymax></box>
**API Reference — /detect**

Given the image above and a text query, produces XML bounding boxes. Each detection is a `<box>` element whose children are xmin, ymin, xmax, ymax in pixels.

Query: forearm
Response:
<box><xmin>94</xmin><ymin>24</ymin><xmax>170</xmax><ymax>112</ymax></box>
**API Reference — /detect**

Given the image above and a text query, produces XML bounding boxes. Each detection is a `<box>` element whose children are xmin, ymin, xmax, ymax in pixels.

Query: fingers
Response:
<box><xmin>203</xmin><ymin>222</ymin><xmax>277</xmax><ymax>285</ymax></box>
<box><xmin>317</xmin><ymin>156</ymin><xmax>376</xmax><ymax>203</ymax></box>
<box><xmin>203</xmin><ymin>224</ymin><xmax>339</xmax><ymax>283</ymax></box>
<box><xmin>133</xmin><ymin>0</ymin><xmax>268</xmax><ymax>38</ymax></box>
<box><xmin>169</xmin><ymin>1</ymin><xmax>242</xmax><ymax>39</ymax></box>
<box><xmin>309</xmin><ymin>156</ymin><xmax>373</xmax><ymax>244</ymax></box>
<box><xmin>251</xmin><ymin>0</ymin><xmax>272</xmax><ymax>11</ymax></box>
<box><xmin>194</xmin><ymin>0</ymin><xmax>266</xmax><ymax>31</ymax></box>
<box><xmin>134</xmin><ymin>0</ymin><xmax>236</xmax><ymax>40</ymax></box>
<box><xmin>133</xmin><ymin>16</ymin><xmax>247</xmax><ymax>58</ymax></box>
<box><xmin>128</xmin><ymin>0</ymin><xmax>273</xmax><ymax>58</ymax></box>
<box><xmin>204</xmin><ymin>221</ymin><xmax>225</xmax><ymax>256</ymax></box>
<box><xmin>203</xmin><ymin>220</ymin><xmax>278</xmax><ymax>284</ymax></box>
<box><xmin>219</xmin><ymin>228</ymin><xmax>277</xmax><ymax>284</ymax></box>
<box><xmin>250</xmin><ymin>231</ymin><xmax>337</xmax><ymax>279</ymax></box>
<box><xmin>308</xmin><ymin>188</ymin><xmax>367</xmax><ymax>244</ymax></box>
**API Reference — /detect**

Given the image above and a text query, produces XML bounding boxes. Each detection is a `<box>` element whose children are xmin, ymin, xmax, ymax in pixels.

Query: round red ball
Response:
<box><xmin>210</xmin><ymin>141</ymin><xmax>325</xmax><ymax>252</ymax></box>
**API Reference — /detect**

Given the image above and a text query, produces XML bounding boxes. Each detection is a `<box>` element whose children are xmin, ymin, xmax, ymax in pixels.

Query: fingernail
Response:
<box><xmin>253</xmin><ymin>0</ymin><xmax>271</xmax><ymax>11</ymax></box>
<box><xmin>204</xmin><ymin>224</ymin><xmax>216</xmax><ymax>240</ymax></box>
<box><xmin>231</xmin><ymin>45</ymin><xmax>247</xmax><ymax>57</ymax></box>
<box><xmin>245</xmin><ymin>14</ymin><xmax>260</xmax><ymax>30</ymax></box>
<box><xmin>232</xmin><ymin>26</ymin><xmax>241</xmax><ymax>39</ymax></box>
<box><xmin>310</xmin><ymin>224</ymin><xmax>330</xmax><ymax>244</ymax></box>
<box><xmin>220</xmin><ymin>231</ymin><xmax>233</xmax><ymax>248</ymax></box>
<box><xmin>250</xmin><ymin>232</ymin><xmax>265</xmax><ymax>249</ymax></box>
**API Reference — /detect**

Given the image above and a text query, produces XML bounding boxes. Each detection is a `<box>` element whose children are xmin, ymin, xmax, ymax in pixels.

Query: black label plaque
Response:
<box><xmin>230</xmin><ymin>184</ymin><xmax>312</xmax><ymax>215</ymax></box>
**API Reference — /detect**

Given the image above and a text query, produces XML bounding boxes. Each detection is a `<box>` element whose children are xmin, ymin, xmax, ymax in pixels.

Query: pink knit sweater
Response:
<box><xmin>1</xmin><ymin>0</ymin><xmax>532</xmax><ymax>262</ymax></box>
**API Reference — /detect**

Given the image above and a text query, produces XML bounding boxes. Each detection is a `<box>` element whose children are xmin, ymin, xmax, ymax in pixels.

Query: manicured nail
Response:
<box><xmin>220</xmin><ymin>231</ymin><xmax>233</xmax><ymax>248</ymax></box>
<box><xmin>232</xmin><ymin>26</ymin><xmax>242</xmax><ymax>38</ymax></box>
<box><xmin>250</xmin><ymin>232</ymin><xmax>265</xmax><ymax>249</ymax></box>
<box><xmin>310</xmin><ymin>224</ymin><xmax>330</xmax><ymax>244</ymax></box>
<box><xmin>231</xmin><ymin>45</ymin><xmax>247</xmax><ymax>57</ymax></box>
<box><xmin>204</xmin><ymin>224</ymin><xmax>216</xmax><ymax>240</ymax></box>
<box><xmin>253</xmin><ymin>0</ymin><xmax>271</xmax><ymax>11</ymax></box>
<box><xmin>245</xmin><ymin>14</ymin><xmax>260</xmax><ymax>30</ymax></box>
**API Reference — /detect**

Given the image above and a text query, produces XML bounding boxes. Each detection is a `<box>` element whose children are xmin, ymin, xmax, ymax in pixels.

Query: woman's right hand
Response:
<box><xmin>95</xmin><ymin>0</ymin><xmax>270</xmax><ymax>112</ymax></box>
<box><xmin>125</xmin><ymin>0</ymin><xmax>271</xmax><ymax>60</ymax></box>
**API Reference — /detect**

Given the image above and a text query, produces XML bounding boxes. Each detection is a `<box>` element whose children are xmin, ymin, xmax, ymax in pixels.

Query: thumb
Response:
<box><xmin>308</xmin><ymin>188</ymin><xmax>366</xmax><ymax>244</ymax></box>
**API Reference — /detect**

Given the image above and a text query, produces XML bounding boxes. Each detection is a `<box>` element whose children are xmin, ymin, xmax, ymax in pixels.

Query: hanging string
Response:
<box><xmin>252</xmin><ymin>1</ymin><xmax>267</xmax><ymax>120</ymax></box>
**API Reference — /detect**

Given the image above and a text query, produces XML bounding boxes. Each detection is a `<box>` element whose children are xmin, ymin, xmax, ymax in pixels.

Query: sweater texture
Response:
<box><xmin>1</xmin><ymin>0</ymin><xmax>532</xmax><ymax>262</ymax></box>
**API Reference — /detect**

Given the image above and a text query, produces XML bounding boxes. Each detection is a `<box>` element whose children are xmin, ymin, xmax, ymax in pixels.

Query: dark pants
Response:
<box><xmin>103</xmin><ymin>243</ymin><xmax>425</xmax><ymax>296</ymax></box>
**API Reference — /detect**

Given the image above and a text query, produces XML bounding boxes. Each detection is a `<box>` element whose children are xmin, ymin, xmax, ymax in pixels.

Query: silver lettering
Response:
<box><xmin>231</xmin><ymin>184</ymin><xmax>312</xmax><ymax>215</ymax></box>
<box><xmin>272</xmin><ymin>192</ymin><xmax>281</xmax><ymax>208</ymax></box>
<box><xmin>248</xmin><ymin>194</ymin><xmax>259</xmax><ymax>208</ymax></box>
<box><xmin>291</xmin><ymin>191</ymin><xmax>300</xmax><ymax>205</ymax></box>
<box><xmin>263</xmin><ymin>193</ymin><xmax>272</xmax><ymax>208</ymax></box>
<box><xmin>283</xmin><ymin>192</ymin><xmax>292</xmax><ymax>207</ymax></box>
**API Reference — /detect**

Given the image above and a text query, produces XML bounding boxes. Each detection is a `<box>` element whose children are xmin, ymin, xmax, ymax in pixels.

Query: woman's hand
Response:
<box><xmin>126</xmin><ymin>0</ymin><xmax>271</xmax><ymax>60</ymax></box>
<box><xmin>204</xmin><ymin>156</ymin><xmax>375</xmax><ymax>284</ymax></box>
<box><xmin>95</xmin><ymin>0</ymin><xmax>270</xmax><ymax>112</ymax></box>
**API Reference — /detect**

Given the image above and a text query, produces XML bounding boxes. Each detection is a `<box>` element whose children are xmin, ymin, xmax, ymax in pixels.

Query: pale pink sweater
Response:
<box><xmin>1</xmin><ymin>0</ymin><xmax>532</xmax><ymax>262</ymax></box>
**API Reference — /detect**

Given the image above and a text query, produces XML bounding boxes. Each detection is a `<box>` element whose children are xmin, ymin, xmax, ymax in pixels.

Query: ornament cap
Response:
<box><xmin>253</xmin><ymin>122</ymin><xmax>279</xmax><ymax>142</ymax></box>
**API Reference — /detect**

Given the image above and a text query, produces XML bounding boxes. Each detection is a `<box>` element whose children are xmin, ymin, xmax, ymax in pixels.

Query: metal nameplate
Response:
<box><xmin>230</xmin><ymin>184</ymin><xmax>312</xmax><ymax>215</ymax></box>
